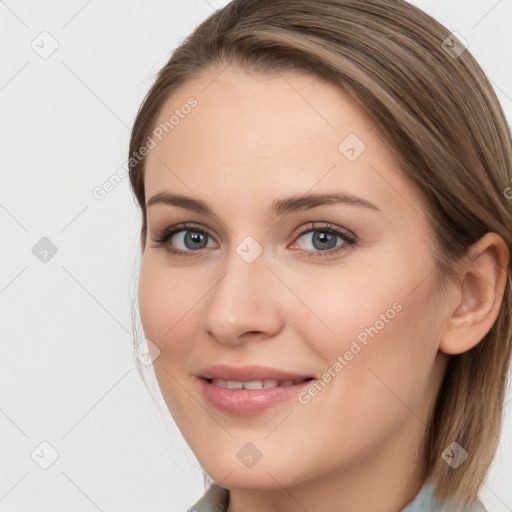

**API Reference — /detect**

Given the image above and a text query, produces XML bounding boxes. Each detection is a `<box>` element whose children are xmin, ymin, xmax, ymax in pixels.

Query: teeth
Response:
<box><xmin>244</xmin><ymin>380</ymin><xmax>265</xmax><ymax>389</ymax></box>
<box><xmin>210</xmin><ymin>378</ymin><xmax>307</xmax><ymax>389</ymax></box>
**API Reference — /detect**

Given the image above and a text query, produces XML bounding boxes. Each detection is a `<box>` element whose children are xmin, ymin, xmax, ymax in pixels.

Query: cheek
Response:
<box><xmin>138</xmin><ymin>259</ymin><xmax>203</xmax><ymax>418</ymax></box>
<box><xmin>291</xmin><ymin>258</ymin><xmax>441</xmax><ymax>403</ymax></box>
<box><xmin>138</xmin><ymin>260</ymin><xmax>166</xmax><ymax>340</ymax></box>
<box><xmin>138</xmin><ymin>258</ymin><xmax>199</xmax><ymax>360</ymax></box>
<box><xmin>283</xmin><ymin>262</ymin><xmax>407</xmax><ymax>354</ymax></box>
<box><xmin>293</xmin><ymin>245</ymin><xmax>439</xmax><ymax>355</ymax></box>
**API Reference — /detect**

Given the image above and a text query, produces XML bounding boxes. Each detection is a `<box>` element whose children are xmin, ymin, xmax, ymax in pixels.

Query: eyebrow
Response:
<box><xmin>146</xmin><ymin>191</ymin><xmax>382</xmax><ymax>216</ymax></box>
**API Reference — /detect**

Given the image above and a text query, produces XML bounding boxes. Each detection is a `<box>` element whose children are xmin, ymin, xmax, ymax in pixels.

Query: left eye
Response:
<box><xmin>296</xmin><ymin>230</ymin><xmax>342</xmax><ymax>251</ymax></box>
<box><xmin>290</xmin><ymin>224</ymin><xmax>356</xmax><ymax>255</ymax></box>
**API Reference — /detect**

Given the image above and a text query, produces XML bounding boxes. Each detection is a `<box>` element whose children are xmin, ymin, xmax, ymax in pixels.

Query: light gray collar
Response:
<box><xmin>188</xmin><ymin>480</ymin><xmax>486</xmax><ymax>512</ymax></box>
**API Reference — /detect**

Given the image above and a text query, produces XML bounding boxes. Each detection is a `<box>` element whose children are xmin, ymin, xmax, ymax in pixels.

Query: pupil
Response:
<box><xmin>186</xmin><ymin>231</ymin><xmax>206</xmax><ymax>249</ymax></box>
<box><xmin>314</xmin><ymin>231</ymin><xmax>335</xmax><ymax>250</ymax></box>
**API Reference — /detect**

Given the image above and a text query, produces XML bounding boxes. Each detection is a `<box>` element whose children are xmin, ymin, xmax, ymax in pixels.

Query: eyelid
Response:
<box><xmin>292</xmin><ymin>221</ymin><xmax>355</xmax><ymax>240</ymax></box>
<box><xmin>153</xmin><ymin>222</ymin><xmax>216</xmax><ymax>241</ymax></box>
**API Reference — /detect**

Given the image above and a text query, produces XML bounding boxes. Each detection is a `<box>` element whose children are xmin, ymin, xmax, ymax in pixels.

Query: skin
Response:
<box><xmin>138</xmin><ymin>64</ymin><xmax>509</xmax><ymax>512</ymax></box>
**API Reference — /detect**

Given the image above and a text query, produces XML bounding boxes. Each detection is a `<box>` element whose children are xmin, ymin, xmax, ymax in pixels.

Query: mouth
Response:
<box><xmin>196</xmin><ymin>365</ymin><xmax>316</xmax><ymax>415</ymax></box>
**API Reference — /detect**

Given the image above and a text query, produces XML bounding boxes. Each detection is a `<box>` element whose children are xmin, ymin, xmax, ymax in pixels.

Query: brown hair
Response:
<box><xmin>128</xmin><ymin>0</ymin><xmax>512</xmax><ymax>508</ymax></box>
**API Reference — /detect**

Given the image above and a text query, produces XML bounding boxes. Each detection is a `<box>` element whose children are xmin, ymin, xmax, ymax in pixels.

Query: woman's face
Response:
<box><xmin>139</xmin><ymin>65</ymin><xmax>450</xmax><ymax>490</ymax></box>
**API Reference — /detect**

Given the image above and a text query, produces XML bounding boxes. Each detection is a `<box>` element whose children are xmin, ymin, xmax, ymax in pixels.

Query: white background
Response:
<box><xmin>1</xmin><ymin>1</ymin><xmax>511</xmax><ymax>511</ymax></box>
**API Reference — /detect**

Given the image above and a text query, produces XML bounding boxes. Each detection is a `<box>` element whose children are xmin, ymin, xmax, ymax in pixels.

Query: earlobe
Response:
<box><xmin>439</xmin><ymin>232</ymin><xmax>510</xmax><ymax>356</ymax></box>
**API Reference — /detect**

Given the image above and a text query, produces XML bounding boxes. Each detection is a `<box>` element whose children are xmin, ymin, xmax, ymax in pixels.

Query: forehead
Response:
<box><xmin>143</xmin><ymin>65</ymin><xmax>426</xmax><ymax>220</ymax></box>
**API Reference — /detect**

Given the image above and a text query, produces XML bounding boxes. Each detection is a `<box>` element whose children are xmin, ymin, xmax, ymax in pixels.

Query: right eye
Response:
<box><xmin>151</xmin><ymin>223</ymin><xmax>217</xmax><ymax>257</ymax></box>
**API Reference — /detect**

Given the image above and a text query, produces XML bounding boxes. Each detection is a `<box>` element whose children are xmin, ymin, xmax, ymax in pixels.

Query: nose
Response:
<box><xmin>200</xmin><ymin>248</ymin><xmax>284</xmax><ymax>346</ymax></box>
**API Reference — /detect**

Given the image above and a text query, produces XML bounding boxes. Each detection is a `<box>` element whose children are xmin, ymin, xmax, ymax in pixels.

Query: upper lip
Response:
<box><xmin>197</xmin><ymin>364</ymin><xmax>314</xmax><ymax>382</ymax></box>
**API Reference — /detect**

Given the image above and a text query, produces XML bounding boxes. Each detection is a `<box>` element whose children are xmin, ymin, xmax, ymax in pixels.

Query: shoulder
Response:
<box><xmin>402</xmin><ymin>480</ymin><xmax>487</xmax><ymax>512</ymax></box>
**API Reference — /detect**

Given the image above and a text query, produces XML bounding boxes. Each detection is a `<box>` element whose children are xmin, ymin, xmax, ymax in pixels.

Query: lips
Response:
<box><xmin>196</xmin><ymin>364</ymin><xmax>316</xmax><ymax>415</ymax></box>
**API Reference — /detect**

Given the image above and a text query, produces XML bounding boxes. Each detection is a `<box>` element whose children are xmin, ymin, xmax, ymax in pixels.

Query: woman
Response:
<box><xmin>128</xmin><ymin>0</ymin><xmax>511</xmax><ymax>510</ymax></box>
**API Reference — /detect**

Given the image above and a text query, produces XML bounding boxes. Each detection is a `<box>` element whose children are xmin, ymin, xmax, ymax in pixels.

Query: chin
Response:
<box><xmin>198</xmin><ymin>452</ymin><xmax>307</xmax><ymax>491</ymax></box>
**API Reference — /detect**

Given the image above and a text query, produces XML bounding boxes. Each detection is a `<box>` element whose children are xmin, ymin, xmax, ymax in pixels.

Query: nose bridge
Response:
<box><xmin>200</xmin><ymin>241</ymin><xmax>282</xmax><ymax>344</ymax></box>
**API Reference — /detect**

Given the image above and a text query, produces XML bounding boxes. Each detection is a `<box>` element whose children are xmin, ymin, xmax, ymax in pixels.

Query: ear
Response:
<box><xmin>439</xmin><ymin>232</ymin><xmax>510</xmax><ymax>355</ymax></box>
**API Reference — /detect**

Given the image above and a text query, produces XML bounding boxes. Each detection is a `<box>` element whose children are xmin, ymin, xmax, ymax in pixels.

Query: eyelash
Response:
<box><xmin>150</xmin><ymin>222</ymin><xmax>357</xmax><ymax>259</ymax></box>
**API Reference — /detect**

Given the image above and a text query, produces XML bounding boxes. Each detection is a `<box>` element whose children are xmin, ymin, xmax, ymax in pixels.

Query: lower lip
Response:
<box><xmin>198</xmin><ymin>378</ymin><xmax>314</xmax><ymax>415</ymax></box>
